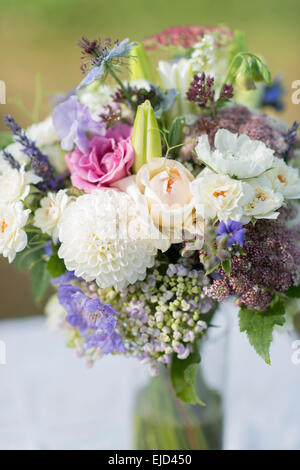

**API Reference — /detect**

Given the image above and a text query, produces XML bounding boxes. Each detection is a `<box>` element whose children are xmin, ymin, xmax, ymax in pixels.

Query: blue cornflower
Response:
<box><xmin>216</xmin><ymin>220</ymin><xmax>245</xmax><ymax>247</ymax></box>
<box><xmin>77</xmin><ymin>37</ymin><xmax>136</xmax><ymax>90</ymax></box>
<box><xmin>262</xmin><ymin>77</ymin><xmax>284</xmax><ymax>111</ymax></box>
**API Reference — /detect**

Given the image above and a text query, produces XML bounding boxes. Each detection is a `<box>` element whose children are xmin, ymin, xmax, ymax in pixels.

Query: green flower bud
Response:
<box><xmin>235</xmin><ymin>59</ymin><xmax>256</xmax><ymax>90</ymax></box>
<box><xmin>132</xmin><ymin>100</ymin><xmax>162</xmax><ymax>173</ymax></box>
<box><xmin>129</xmin><ymin>42</ymin><xmax>154</xmax><ymax>82</ymax></box>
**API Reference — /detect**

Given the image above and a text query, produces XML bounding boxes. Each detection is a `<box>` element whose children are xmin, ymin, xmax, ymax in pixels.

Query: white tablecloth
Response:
<box><xmin>0</xmin><ymin>304</ymin><xmax>299</xmax><ymax>450</ymax></box>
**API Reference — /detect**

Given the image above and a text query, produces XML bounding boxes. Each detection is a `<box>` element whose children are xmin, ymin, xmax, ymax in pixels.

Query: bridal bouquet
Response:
<box><xmin>1</xmin><ymin>25</ymin><xmax>300</xmax><ymax>405</ymax></box>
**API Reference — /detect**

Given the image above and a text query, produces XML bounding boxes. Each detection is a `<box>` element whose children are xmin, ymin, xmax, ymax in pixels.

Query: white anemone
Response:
<box><xmin>195</xmin><ymin>129</ymin><xmax>275</xmax><ymax>179</ymax></box>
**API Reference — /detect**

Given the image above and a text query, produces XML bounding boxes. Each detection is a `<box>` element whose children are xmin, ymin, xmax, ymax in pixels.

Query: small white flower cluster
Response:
<box><xmin>190</xmin><ymin>33</ymin><xmax>232</xmax><ymax>92</ymax></box>
<box><xmin>191</xmin><ymin>129</ymin><xmax>300</xmax><ymax>223</ymax></box>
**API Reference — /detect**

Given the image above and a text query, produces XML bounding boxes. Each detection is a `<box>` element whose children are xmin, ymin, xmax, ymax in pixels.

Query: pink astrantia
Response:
<box><xmin>65</xmin><ymin>123</ymin><xmax>134</xmax><ymax>192</ymax></box>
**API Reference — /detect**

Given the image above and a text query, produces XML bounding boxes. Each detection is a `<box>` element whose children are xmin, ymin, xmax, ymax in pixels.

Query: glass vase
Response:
<box><xmin>132</xmin><ymin>311</ymin><xmax>228</xmax><ymax>450</ymax></box>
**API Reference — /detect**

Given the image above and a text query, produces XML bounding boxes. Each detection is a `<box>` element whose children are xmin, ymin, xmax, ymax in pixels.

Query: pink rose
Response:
<box><xmin>65</xmin><ymin>123</ymin><xmax>134</xmax><ymax>193</ymax></box>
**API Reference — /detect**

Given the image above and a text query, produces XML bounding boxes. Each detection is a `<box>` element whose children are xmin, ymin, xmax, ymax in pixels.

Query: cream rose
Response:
<box><xmin>136</xmin><ymin>158</ymin><xmax>199</xmax><ymax>241</ymax></box>
<box><xmin>114</xmin><ymin>158</ymin><xmax>202</xmax><ymax>246</ymax></box>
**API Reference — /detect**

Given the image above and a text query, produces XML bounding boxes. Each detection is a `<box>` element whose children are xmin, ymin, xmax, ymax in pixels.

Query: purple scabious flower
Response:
<box><xmin>216</xmin><ymin>220</ymin><xmax>245</xmax><ymax>247</ymax></box>
<box><xmin>77</xmin><ymin>37</ymin><xmax>136</xmax><ymax>90</ymax></box>
<box><xmin>57</xmin><ymin>283</ymin><xmax>124</xmax><ymax>355</ymax></box>
<box><xmin>52</xmin><ymin>95</ymin><xmax>105</xmax><ymax>153</ymax></box>
<box><xmin>51</xmin><ymin>270</ymin><xmax>77</xmax><ymax>285</ymax></box>
<box><xmin>4</xmin><ymin>115</ymin><xmax>63</xmax><ymax>191</ymax></box>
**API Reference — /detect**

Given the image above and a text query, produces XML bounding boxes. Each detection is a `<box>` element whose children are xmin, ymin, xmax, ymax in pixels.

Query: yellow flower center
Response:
<box><xmin>213</xmin><ymin>190</ymin><xmax>227</xmax><ymax>198</ymax></box>
<box><xmin>277</xmin><ymin>174</ymin><xmax>286</xmax><ymax>184</ymax></box>
<box><xmin>1</xmin><ymin>219</ymin><xmax>8</xmax><ymax>233</ymax></box>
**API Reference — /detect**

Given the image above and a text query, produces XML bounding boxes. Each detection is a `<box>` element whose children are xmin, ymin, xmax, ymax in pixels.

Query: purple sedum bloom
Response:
<box><xmin>57</xmin><ymin>283</ymin><xmax>124</xmax><ymax>355</ymax></box>
<box><xmin>216</xmin><ymin>220</ymin><xmax>245</xmax><ymax>247</ymax></box>
<box><xmin>52</xmin><ymin>96</ymin><xmax>105</xmax><ymax>153</ymax></box>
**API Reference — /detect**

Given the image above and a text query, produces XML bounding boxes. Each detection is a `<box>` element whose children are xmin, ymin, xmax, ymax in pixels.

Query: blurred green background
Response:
<box><xmin>0</xmin><ymin>0</ymin><xmax>299</xmax><ymax>318</ymax></box>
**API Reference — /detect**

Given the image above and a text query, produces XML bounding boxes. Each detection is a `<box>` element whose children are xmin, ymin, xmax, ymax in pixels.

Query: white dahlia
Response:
<box><xmin>34</xmin><ymin>190</ymin><xmax>72</xmax><ymax>242</ymax></box>
<box><xmin>58</xmin><ymin>190</ymin><xmax>158</xmax><ymax>290</ymax></box>
<box><xmin>0</xmin><ymin>202</ymin><xmax>30</xmax><ymax>263</ymax></box>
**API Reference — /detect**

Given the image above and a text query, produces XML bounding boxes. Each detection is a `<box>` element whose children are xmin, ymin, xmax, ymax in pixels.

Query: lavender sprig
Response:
<box><xmin>2</xmin><ymin>150</ymin><xmax>20</xmax><ymax>170</ymax></box>
<box><xmin>4</xmin><ymin>115</ymin><xmax>63</xmax><ymax>191</ymax></box>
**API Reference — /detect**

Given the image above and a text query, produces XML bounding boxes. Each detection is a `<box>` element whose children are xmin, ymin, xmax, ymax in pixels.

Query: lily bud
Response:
<box><xmin>132</xmin><ymin>100</ymin><xmax>162</xmax><ymax>173</ymax></box>
<box><xmin>129</xmin><ymin>42</ymin><xmax>154</xmax><ymax>82</ymax></box>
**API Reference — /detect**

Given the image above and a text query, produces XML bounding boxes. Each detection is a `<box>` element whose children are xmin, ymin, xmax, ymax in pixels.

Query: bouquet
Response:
<box><xmin>1</xmin><ymin>25</ymin><xmax>300</xmax><ymax>408</ymax></box>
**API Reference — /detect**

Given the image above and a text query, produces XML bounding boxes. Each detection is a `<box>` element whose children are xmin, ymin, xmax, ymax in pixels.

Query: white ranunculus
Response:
<box><xmin>190</xmin><ymin>170</ymin><xmax>254</xmax><ymax>221</ymax></box>
<box><xmin>0</xmin><ymin>202</ymin><xmax>30</xmax><ymax>263</ymax></box>
<box><xmin>195</xmin><ymin>129</ymin><xmax>275</xmax><ymax>179</ymax></box>
<box><xmin>157</xmin><ymin>58</ymin><xmax>196</xmax><ymax>120</ymax></box>
<box><xmin>34</xmin><ymin>190</ymin><xmax>72</xmax><ymax>242</ymax></box>
<box><xmin>0</xmin><ymin>165</ymin><xmax>41</xmax><ymax>204</ymax></box>
<box><xmin>241</xmin><ymin>176</ymin><xmax>283</xmax><ymax>223</ymax></box>
<box><xmin>265</xmin><ymin>157</ymin><xmax>300</xmax><ymax>199</ymax></box>
<box><xmin>58</xmin><ymin>190</ymin><xmax>158</xmax><ymax>291</ymax></box>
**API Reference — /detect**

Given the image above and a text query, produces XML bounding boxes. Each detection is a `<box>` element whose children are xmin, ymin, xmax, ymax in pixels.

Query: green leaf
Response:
<box><xmin>47</xmin><ymin>254</ymin><xmax>66</xmax><ymax>278</ymax></box>
<box><xmin>238</xmin><ymin>297</ymin><xmax>286</xmax><ymax>364</ymax></box>
<box><xmin>30</xmin><ymin>259</ymin><xmax>51</xmax><ymax>302</ymax></box>
<box><xmin>168</xmin><ymin>118</ymin><xmax>181</xmax><ymax>148</ymax></box>
<box><xmin>285</xmin><ymin>285</ymin><xmax>300</xmax><ymax>299</ymax></box>
<box><xmin>222</xmin><ymin>259</ymin><xmax>231</xmax><ymax>275</ymax></box>
<box><xmin>170</xmin><ymin>345</ymin><xmax>205</xmax><ymax>405</ymax></box>
<box><xmin>14</xmin><ymin>233</ymin><xmax>51</xmax><ymax>302</ymax></box>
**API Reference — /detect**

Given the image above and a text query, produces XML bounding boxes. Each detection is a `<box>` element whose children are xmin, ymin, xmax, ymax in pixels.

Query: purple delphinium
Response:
<box><xmin>4</xmin><ymin>115</ymin><xmax>63</xmax><ymax>191</ymax></box>
<box><xmin>77</xmin><ymin>37</ymin><xmax>136</xmax><ymax>90</ymax></box>
<box><xmin>216</xmin><ymin>220</ymin><xmax>245</xmax><ymax>247</ymax></box>
<box><xmin>52</xmin><ymin>95</ymin><xmax>105</xmax><ymax>153</ymax></box>
<box><xmin>57</xmin><ymin>283</ymin><xmax>124</xmax><ymax>355</ymax></box>
<box><xmin>262</xmin><ymin>77</ymin><xmax>284</xmax><ymax>111</ymax></box>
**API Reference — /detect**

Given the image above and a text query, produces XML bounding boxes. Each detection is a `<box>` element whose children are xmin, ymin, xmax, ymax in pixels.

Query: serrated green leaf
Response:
<box><xmin>47</xmin><ymin>254</ymin><xmax>66</xmax><ymax>278</ymax></box>
<box><xmin>170</xmin><ymin>346</ymin><xmax>205</xmax><ymax>405</ymax></box>
<box><xmin>285</xmin><ymin>285</ymin><xmax>300</xmax><ymax>299</ymax></box>
<box><xmin>238</xmin><ymin>297</ymin><xmax>286</xmax><ymax>364</ymax></box>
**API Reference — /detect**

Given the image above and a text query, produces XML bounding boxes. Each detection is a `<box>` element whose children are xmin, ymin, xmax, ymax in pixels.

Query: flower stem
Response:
<box><xmin>107</xmin><ymin>65</ymin><xmax>136</xmax><ymax>110</ymax></box>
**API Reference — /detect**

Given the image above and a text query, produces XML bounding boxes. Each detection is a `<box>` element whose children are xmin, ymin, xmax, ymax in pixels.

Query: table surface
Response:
<box><xmin>0</xmin><ymin>302</ymin><xmax>299</xmax><ymax>450</ymax></box>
